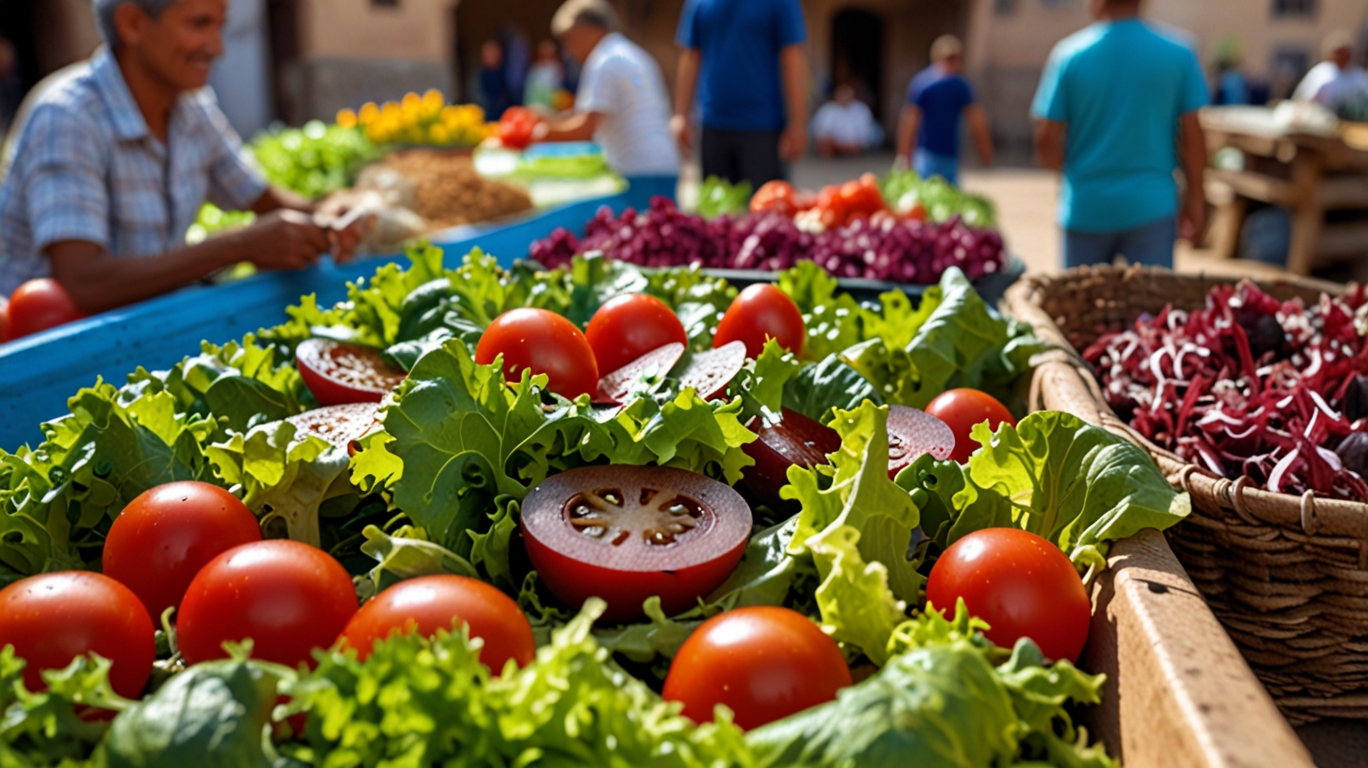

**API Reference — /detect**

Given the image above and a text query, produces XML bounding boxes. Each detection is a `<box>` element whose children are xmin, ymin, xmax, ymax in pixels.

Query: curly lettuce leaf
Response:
<box><xmin>0</xmin><ymin>649</ymin><xmax>126</xmax><ymax>766</ymax></box>
<box><xmin>781</xmin><ymin>402</ymin><xmax>923</xmax><ymax>663</ymax></box>
<box><xmin>206</xmin><ymin>421</ymin><xmax>352</xmax><ymax>550</ymax></box>
<box><xmin>354</xmin><ymin>523</ymin><xmax>477</xmax><ymax>601</ymax></box>
<box><xmin>843</xmin><ymin>267</ymin><xmax>1042</xmax><ymax>409</ymax></box>
<box><xmin>777</xmin><ymin>262</ymin><xmax>869</xmax><ymax>362</ymax></box>
<box><xmin>781</xmin><ymin>353</ymin><xmax>881</xmax><ymax>426</ymax></box>
<box><xmin>897</xmin><ymin>411</ymin><xmax>1191</xmax><ymax>573</ymax></box>
<box><xmin>279</xmin><ymin>599</ymin><xmax>754</xmax><ymax>768</ymax></box>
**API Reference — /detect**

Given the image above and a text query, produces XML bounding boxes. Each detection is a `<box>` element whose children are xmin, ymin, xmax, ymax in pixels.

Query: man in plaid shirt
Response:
<box><xmin>0</xmin><ymin>0</ymin><xmax>358</xmax><ymax>310</ymax></box>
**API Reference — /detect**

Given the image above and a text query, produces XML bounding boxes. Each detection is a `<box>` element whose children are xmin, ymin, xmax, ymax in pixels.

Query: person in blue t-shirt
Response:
<box><xmin>1032</xmin><ymin>0</ymin><xmax>1209</xmax><ymax>270</ymax></box>
<box><xmin>672</xmin><ymin>0</ymin><xmax>809</xmax><ymax>187</ymax></box>
<box><xmin>896</xmin><ymin>35</ymin><xmax>993</xmax><ymax>186</ymax></box>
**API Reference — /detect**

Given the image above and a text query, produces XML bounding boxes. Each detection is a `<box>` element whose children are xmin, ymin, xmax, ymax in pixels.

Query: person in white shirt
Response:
<box><xmin>537</xmin><ymin>0</ymin><xmax>680</xmax><ymax>196</ymax></box>
<box><xmin>1293</xmin><ymin>31</ymin><xmax>1368</xmax><ymax>112</ymax></box>
<box><xmin>812</xmin><ymin>84</ymin><xmax>879</xmax><ymax>157</ymax></box>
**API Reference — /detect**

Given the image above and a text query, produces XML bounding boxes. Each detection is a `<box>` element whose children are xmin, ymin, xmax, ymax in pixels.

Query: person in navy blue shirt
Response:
<box><xmin>672</xmin><ymin>0</ymin><xmax>809</xmax><ymax>187</ymax></box>
<box><xmin>895</xmin><ymin>35</ymin><xmax>993</xmax><ymax>186</ymax></box>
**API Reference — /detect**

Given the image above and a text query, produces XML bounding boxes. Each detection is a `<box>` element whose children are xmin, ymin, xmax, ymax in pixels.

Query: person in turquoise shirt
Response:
<box><xmin>1031</xmin><ymin>0</ymin><xmax>1209</xmax><ymax>269</ymax></box>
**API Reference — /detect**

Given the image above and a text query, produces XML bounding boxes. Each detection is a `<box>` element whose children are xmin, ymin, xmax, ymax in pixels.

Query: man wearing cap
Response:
<box><xmin>1031</xmin><ymin>0</ymin><xmax>1209</xmax><ymax>269</ymax></box>
<box><xmin>536</xmin><ymin>0</ymin><xmax>679</xmax><ymax>197</ymax></box>
<box><xmin>896</xmin><ymin>35</ymin><xmax>993</xmax><ymax>186</ymax></box>
<box><xmin>0</xmin><ymin>0</ymin><xmax>358</xmax><ymax>310</ymax></box>
<box><xmin>1294</xmin><ymin>32</ymin><xmax>1368</xmax><ymax>112</ymax></box>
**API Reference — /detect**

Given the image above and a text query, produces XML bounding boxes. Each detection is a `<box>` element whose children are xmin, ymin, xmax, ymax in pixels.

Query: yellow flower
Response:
<box><xmin>366</xmin><ymin>123</ymin><xmax>385</xmax><ymax>143</ymax></box>
<box><xmin>336</xmin><ymin>108</ymin><xmax>357</xmax><ymax>129</ymax></box>
<box><xmin>382</xmin><ymin>101</ymin><xmax>402</xmax><ymax>120</ymax></box>
<box><xmin>422</xmin><ymin>89</ymin><xmax>445</xmax><ymax>116</ymax></box>
<box><xmin>358</xmin><ymin>102</ymin><xmax>380</xmax><ymax>125</ymax></box>
<box><xmin>402</xmin><ymin>92</ymin><xmax>421</xmax><ymax>110</ymax></box>
<box><xmin>429</xmin><ymin>124</ymin><xmax>450</xmax><ymax>145</ymax></box>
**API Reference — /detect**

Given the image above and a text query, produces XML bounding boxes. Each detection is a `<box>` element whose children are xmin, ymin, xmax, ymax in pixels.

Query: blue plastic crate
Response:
<box><xmin>0</xmin><ymin>192</ymin><xmax>631</xmax><ymax>450</ymax></box>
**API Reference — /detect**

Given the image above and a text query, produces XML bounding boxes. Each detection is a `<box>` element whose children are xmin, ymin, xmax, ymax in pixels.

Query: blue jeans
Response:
<box><xmin>1064</xmin><ymin>215</ymin><xmax>1176</xmax><ymax>270</ymax></box>
<box><xmin>914</xmin><ymin>149</ymin><xmax>959</xmax><ymax>186</ymax></box>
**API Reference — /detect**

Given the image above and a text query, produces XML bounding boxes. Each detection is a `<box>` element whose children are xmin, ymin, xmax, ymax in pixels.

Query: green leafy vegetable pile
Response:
<box><xmin>0</xmin><ymin>244</ymin><xmax>1195</xmax><ymax>767</ymax></box>
<box><xmin>697</xmin><ymin>176</ymin><xmax>754</xmax><ymax>220</ymax></box>
<box><xmin>250</xmin><ymin>120</ymin><xmax>383</xmax><ymax>200</ymax></box>
<box><xmin>881</xmin><ymin>169</ymin><xmax>997</xmax><ymax>228</ymax></box>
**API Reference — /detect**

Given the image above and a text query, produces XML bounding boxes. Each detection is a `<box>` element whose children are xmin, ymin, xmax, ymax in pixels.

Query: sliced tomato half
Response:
<box><xmin>287</xmin><ymin>402</ymin><xmax>381</xmax><ymax>456</ymax></box>
<box><xmin>594</xmin><ymin>342</ymin><xmax>686</xmax><ymax>405</ymax></box>
<box><xmin>677</xmin><ymin>341</ymin><xmax>747</xmax><ymax>401</ymax></box>
<box><xmin>741</xmin><ymin>408</ymin><xmax>841</xmax><ymax>511</ymax></box>
<box><xmin>521</xmin><ymin>465</ymin><xmax>752</xmax><ymax>623</ymax></box>
<box><xmin>296</xmin><ymin>338</ymin><xmax>406</xmax><ymax>406</ymax></box>
<box><xmin>887</xmin><ymin>405</ymin><xmax>956</xmax><ymax>477</ymax></box>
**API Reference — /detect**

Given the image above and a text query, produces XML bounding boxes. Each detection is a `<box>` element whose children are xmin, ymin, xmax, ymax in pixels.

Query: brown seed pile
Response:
<box><xmin>356</xmin><ymin>149</ymin><xmax>533</xmax><ymax>231</ymax></box>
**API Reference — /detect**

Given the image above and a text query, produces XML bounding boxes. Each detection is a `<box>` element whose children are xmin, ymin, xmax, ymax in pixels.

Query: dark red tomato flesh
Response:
<box><xmin>287</xmin><ymin>402</ymin><xmax>381</xmax><ymax>456</ymax></box>
<box><xmin>521</xmin><ymin>465</ymin><xmax>752</xmax><ymax>623</ymax></box>
<box><xmin>714</xmin><ymin>284</ymin><xmax>805</xmax><ymax>359</ymax></box>
<box><xmin>677</xmin><ymin>341</ymin><xmax>747</xmax><ymax>401</ymax></box>
<box><xmin>663</xmin><ymin>606</ymin><xmax>851</xmax><ymax>730</ymax></box>
<box><xmin>102</xmin><ymin>481</ymin><xmax>262</xmax><ymax>619</ymax></box>
<box><xmin>924</xmin><ymin>389</ymin><xmax>1016</xmax><ymax>464</ymax></box>
<box><xmin>595</xmin><ymin>342</ymin><xmax>685</xmax><ymax>405</ymax></box>
<box><xmin>741</xmin><ymin>408</ymin><xmax>841</xmax><ymax>510</ymax></box>
<box><xmin>177</xmin><ymin>540</ymin><xmax>358</xmax><ymax>668</ymax></box>
<box><xmin>0</xmin><ymin>572</ymin><xmax>154</xmax><ymax>699</ymax></box>
<box><xmin>0</xmin><ymin>296</ymin><xmax>9</xmax><ymax>342</ymax></box>
<box><xmin>6</xmin><ymin>279</ymin><xmax>84</xmax><ymax>340</ymax></box>
<box><xmin>475</xmin><ymin>308</ymin><xmax>599</xmax><ymax>400</ymax></box>
<box><xmin>926</xmin><ymin>528</ymin><xmax>1091</xmax><ymax>663</ymax></box>
<box><xmin>339</xmin><ymin>575</ymin><xmax>535</xmax><ymax>672</ymax></box>
<box><xmin>585</xmin><ymin>294</ymin><xmax>689</xmax><ymax>376</ymax></box>
<box><xmin>887</xmin><ymin>405</ymin><xmax>956</xmax><ymax>478</ymax></box>
<box><xmin>296</xmin><ymin>338</ymin><xmax>406</xmax><ymax>406</ymax></box>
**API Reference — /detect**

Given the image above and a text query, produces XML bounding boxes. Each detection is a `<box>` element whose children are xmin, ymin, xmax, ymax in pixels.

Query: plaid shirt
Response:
<box><xmin>0</xmin><ymin>49</ymin><xmax>267</xmax><ymax>295</ymax></box>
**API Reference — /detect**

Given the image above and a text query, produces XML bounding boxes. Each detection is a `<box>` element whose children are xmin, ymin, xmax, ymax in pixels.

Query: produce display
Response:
<box><xmin>531</xmin><ymin>178</ymin><xmax>1008</xmax><ymax>284</ymax></box>
<box><xmin>350</xmin><ymin>150</ymin><xmax>535</xmax><ymax>231</ymax></box>
<box><xmin>1085</xmin><ymin>280</ymin><xmax>1368</xmax><ymax>500</ymax></box>
<box><xmin>339</xmin><ymin>90</ymin><xmax>495</xmax><ymax>148</ymax></box>
<box><xmin>0</xmin><ymin>242</ymin><xmax>1193</xmax><ymax>766</ymax></box>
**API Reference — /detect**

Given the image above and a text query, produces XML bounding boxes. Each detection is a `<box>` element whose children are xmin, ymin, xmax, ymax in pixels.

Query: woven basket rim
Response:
<box><xmin>1004</xmin><ymin>265</ymin><xmax>1368</xmax><ymax>552</ymax></box>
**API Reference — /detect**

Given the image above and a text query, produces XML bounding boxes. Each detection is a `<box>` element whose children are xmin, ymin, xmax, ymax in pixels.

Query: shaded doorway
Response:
<box><xmin>830</xmin><ymin>8</ymin><xmax>885</xmax><ymax>128</ymax></box>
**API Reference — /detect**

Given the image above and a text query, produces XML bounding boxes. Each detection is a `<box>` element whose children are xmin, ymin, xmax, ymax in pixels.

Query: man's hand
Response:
<box><xmin>1179</xmin><ymin>193</ymin><xmax>1207</xmax><ymax>245</ymax></box>
<box><xmin>670</xmin><ymin>114</ymin><xmax>692</xmax><ymax>159</ymax></box>
<box><xmin>779</xmin><ymin>124</ymin><xmax>807</xmax><ymax>162</ymax></box>
<box><xmin>230</xmin><ymin>210</ymin><xmax>332</xmax><ymax>271</ymax></box>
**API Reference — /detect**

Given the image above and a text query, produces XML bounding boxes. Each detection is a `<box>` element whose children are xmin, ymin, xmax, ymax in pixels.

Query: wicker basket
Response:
<box><xmin>1005</xmin><ymin>265</ymin><xmax>1368</xmax><ymax>723</ymax></box>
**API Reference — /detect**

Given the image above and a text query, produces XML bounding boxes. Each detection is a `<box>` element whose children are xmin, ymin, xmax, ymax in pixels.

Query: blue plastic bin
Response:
<box><xmin>0</xmin><ymin>192</ymin><xmax>631</xmax><ymax>450</ymax></box>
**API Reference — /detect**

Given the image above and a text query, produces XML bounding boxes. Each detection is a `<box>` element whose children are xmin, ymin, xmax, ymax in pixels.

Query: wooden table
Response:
<box><xmin>1201</xmin><ymin>106</ymin><xmax>1368</xmax><ymax>275</ymax></box>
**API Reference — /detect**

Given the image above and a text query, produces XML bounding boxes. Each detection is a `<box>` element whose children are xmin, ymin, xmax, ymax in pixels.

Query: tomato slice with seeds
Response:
<box><xmin>677</xmin><ymin>341</ymin><xmax>747</xmax><ymax>401</ymax></box>
<box><xmin>887</xmin><ymin>405</ymin><xmax>956</xmax><ymax>478</ymax></box>
<box><xmin>594</xmin><ymin>342</ymin><xmax>686</xmax><ymax>405</ymax></box>
<box><xmin>741</xmin><ymin>408</ymin><xmax>841</xmax><ymax>511</ymax></box>
<box><xmin>521</xmin><ymin>466</ymin><xmax>752</xmax><ymax>623</ymax></box>
<box><xmin>287</xmin><ymin>402</ymin><xmax>381</xmax><ymax>456</ymax></box>
<box><xmin>296</xmin><ymin>338</ymin><xmax>406</xmax><ymax>406</ymax></box>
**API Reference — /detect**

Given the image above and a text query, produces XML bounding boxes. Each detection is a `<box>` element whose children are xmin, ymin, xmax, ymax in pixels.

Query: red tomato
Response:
<box><xmin>750</xmin><ymin>180</ymin><xmax>797</xmax><ymax>217</ymax></box>
<box><xmin>857</xmin><ymin>173</ymin><xmax>886</xmax><ymax>214</ymax></box>
<box><xmin>296</xmin><ymin>339</ymin><xmax>407</xmax><ymax>406</ymax></box>
<box><xmin>713</xmin><ymin>284</ymin><xmax>805</xmax><ymax>358</ymax></box>
<box><xmin>500</xmin><ymin>107</ymin><xmax>540</xmax><ymax>149</ymax></box>
<box><xmin>0</xmin><ymin>572</ymin><xmax>154</xmax><ymax>699</ymax></box>
<box><xmin>595</xmin><ymin>342</ymin><xmax>686</xmax><ymax>405</ymax></box>
<box><xmin>520</xmin><ymin>466</ymin><xmax>752</xmax><ymax>623</ymax></box>
<box><xmin>792</xmin><ymin>190</ymin><xmax>819</xmax><ymax>212</ymax></box>
<box><xmin>287</xmin><ymin>402</ymin><xmax>381</xmax><ymax>456</ymax></box>
<box><xmin>475</xmin><ymin>308</ymin><xmax>599</xmax><ymax>399</ymax></box>
<box><xmin>814</xmin><ymin>185</ymin><xmax>847</xmax><ymax>229</ymax></box>
<box><xmin>177</xmin><ymin>540</ymin><xmax>358</xmax><ymax>668</ymax></box>
<box><xmin>677</xmin><ymin>341</ymin><xmax>747</xmax><ymax>401</ymax></box>
<box><xmin>339</xmin><ymin>575</ymin><xmax>535</xmax><ymax>672</ymax></box>
<box><xmin>103</xmin><ymin>481</ymin><xmax>262</xmax><ymax>619</ymax></box>
<box><xmin>6</xmin><ymin>279</ymin><xmax>83</xmax><ymax>339</ymax></box>
<box><xmin>585</xmin><ymin>294</ymin><xmax>688</xmax><ymax>375</ymax></box>
<box><xmin>741</xmin><ymin>407</ymin><xmax>842</xmax><ymax>510</ymax></box>
<box><xmin>663</xmin><ymin>606</ymin><xmax>851</xmax><ymax>730</ymax></box>
<box><xmin>0</xmin><ymin>295</ymin><xmax>9</xmax><ymax>342</ymax></box>
<box><xmin>923</xmin><ymin>389</ymin><xmax>1016</xmax><ymax>464</ymax></box>
<box><xmin>904</xmin><ymin>201</ymin><xmax>928</xmax><ymax>222</ymax></box>
<box><xmin>926</xmin><ymin>528</ymin><xmax>1091</xmax><ymax>663</ymax></box>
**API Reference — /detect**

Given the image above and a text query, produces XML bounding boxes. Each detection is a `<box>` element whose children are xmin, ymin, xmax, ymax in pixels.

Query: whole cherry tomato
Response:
<box><xmin>103</xmin><ymin>481</ymin><xmax>262</xmax><ymax>619</ymax></box>
<box><xmin>713</xmin><ymin>284</ymin><xmax>805</xmax><ymax>358</ymax></box>
<box><xmin>475</xmin><ymin>308</ymin><xmax>599</xmax><ymax>399</ymax></box>
<box><xmin>750</xmin><ymin>181</ymin><xmax>797</xmax><ymax>217</ymax></box>
<box><xmin>585</xmin><ymin>293</ymin><xmax>688</xmax><ymax>375</ymax></box>
<box><xmin>663</xmin><ymin>606</ymin><xmax>851</xmax><ymax>730</ymax></box>
<box><xmin>6</xmin><ymin>278</ymin><xmax>83</xmax><ymax>339</ymax></box>
<box><xmin>815</xmin><ymin>185</ymin><xmax>847</xmax><ymax>229</ymax></box>
<box><xmin>926</xmin><ymin>528</ymin><xmax>1092</xmax><ymax>663</ymax></box>
<box><xmin>924</xmin><ymin>388</ymin><xmax>1016</xmax><ymax>464</ymax></box>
